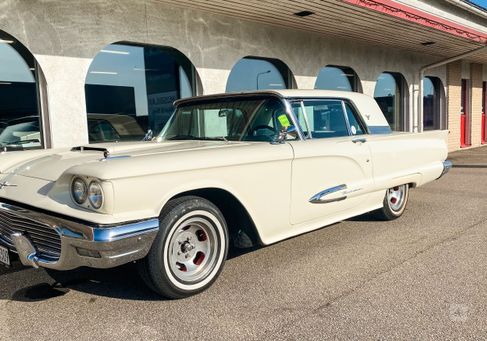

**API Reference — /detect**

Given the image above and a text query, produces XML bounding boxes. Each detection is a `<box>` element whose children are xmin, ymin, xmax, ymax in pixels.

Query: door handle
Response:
<box><xmin>352</xmin><ymin>137</ymin><xmax>367</xmax><ymax>144</ymax></box>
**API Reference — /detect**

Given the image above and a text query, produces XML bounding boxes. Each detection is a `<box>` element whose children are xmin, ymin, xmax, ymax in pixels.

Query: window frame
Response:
<box><xmin>288</xmin><ymin>97</ymin><xmax>369</xmax><ymax>140</ymax></box>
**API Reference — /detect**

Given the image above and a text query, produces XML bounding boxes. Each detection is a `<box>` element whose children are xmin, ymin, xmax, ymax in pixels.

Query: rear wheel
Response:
<box><xmin>375</xmin><ymin>184</ymin><xmax>409</xmax><ymax>221</ymax></box>
<box><xmin>138</xmin><ymin>196</ymin><xmax>228</xmax><ymax>299</ymax></box>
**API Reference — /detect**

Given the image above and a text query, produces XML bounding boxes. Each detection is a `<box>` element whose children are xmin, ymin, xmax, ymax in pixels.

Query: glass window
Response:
<box><xmin>291</xmin><ymin>100</ymin><xmax>350</xmax><ymax>139</ymax></box>
<box><xmin>374</xmin><ymin>72</ymin><xmax>407</xmax><ymax>131</ymax></box>
<box><xmin>161</xmin><ymin>97</ymin><xmax>297</xmax><ymax>142</ymax></box>
<box><xmin>0</xmin><ymin>31</ymin><xmax>41</xmax><ymax>151</ymax></box>
<box><xmin>315</xmin><ymin>66</ymin><xmax>361</xmax><ymax>92</ymax></box>
<box><xmin>423</xmin><ymin>76</ymin><xmax>445</xmax><ymax>130</ymax></box>
<box><xmin>226</xmin><ymin>57</ymin><xmax>293</xmax><ymax>92</ymax></box>
<box><xmin>344</xmin><ymin>103</ymin><xmax>365</xmax><ymax>136</ymax></box>
<box><xmin>85</xmin><ymin>43</ymin><xmax>199</xmax><ymax>143</ymax></box>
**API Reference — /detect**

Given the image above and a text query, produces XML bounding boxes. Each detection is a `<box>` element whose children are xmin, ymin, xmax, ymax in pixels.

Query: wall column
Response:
<box><xmin>447</xmin><ymin>61</ymin><xmax>461</xmax><ymax>151</ymax></box>
<box><xmin>35</xmin><ymin>55</ymin><xmax>92</xmax><ymax>148</ymax></box>
<box><xmin>471</xmin><ymin>63</ymin><xmax>483</xmax><ymax>147</ymax></box>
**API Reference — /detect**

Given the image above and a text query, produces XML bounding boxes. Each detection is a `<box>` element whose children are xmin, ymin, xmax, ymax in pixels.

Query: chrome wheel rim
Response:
<box><xmin>167</xmin><ymin>215</ymin><xmax>220</xmax><ymax>284</ymax></box>
<box><xmin>387</xmin><ymin>185</ymin><xmax>407</xmax><ymax>212</ymax></box>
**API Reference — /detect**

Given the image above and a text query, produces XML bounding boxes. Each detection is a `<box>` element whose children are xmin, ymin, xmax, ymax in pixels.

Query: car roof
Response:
<box><xmin>174</xmin><ymin>89</ymin><xmax>371</xmax><ymax>106</ymax></box>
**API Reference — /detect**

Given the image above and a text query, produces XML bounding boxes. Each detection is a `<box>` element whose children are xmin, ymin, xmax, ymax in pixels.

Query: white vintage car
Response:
<box><xmin>0</xmin><ymin>90</ymin><xmax>451</xmax><ymax>298</ymax></box>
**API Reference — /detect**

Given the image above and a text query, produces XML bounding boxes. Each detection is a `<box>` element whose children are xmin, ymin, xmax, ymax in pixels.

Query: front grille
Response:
<box><xmin>0</xmin><ymin>208</ymin><xmax>61</xmax><ymax>260</ymax></box>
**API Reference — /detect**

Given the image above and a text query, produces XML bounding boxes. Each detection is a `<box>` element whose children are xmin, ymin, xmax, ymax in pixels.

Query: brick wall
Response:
<box><xmin>447</xmin><ymin>61</ymin><xmax>461</xmax><ymax>152</ymax></box>
<box><xmin>471</xmin><ymin>63</ymin><xmax>483</xmax><ymax>147</ymax></box>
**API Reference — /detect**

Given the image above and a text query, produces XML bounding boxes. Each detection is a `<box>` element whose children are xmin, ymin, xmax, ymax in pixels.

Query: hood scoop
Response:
<box><xmin>71</xmin><ymin>146</ymin><xmax>110</xmax><ymax>158</ymax></box>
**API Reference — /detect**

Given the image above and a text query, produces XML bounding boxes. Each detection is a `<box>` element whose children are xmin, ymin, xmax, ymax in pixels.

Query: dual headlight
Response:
<box><xmin>71</xmin><ymin>177</ymin><xmax>104</xmax><ymax>209</ymax></box>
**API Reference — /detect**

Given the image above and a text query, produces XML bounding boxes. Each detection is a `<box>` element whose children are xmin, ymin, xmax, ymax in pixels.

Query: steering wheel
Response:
<box><xmin>249</xmin><ymin>124</ymin><xmax>275</xmax><ymax>136</ymax></box>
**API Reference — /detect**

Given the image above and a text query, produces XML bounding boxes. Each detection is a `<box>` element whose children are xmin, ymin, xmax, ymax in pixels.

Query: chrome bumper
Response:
<box><xmin>0</xmin><ymin>202</ymin><xmax>159</xmax><ymax>270</ymax></box>
<box><xmin>438</xmin><ymin>160</ymin><xmax>453</xmax><ymax>179</ymax></box>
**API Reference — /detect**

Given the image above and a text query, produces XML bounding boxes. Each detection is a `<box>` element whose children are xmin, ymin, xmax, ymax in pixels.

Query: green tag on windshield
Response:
<box><xmin>278</xmin><ymin>114</ymin><xmax>291</xmax><ymax>128</ymax></box>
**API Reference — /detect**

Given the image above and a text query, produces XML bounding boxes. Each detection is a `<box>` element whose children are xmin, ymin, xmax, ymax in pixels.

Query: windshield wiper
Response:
<box><xmin>167</xmin><ymin>135</ymin><xmax>228</xmax><ymax>142</ymax></box>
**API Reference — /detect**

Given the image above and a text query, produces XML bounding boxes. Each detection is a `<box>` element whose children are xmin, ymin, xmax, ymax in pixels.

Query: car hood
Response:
<box><xmin>2</xmin><ymin>140</ymin><xmax>249</xmax><ymax>181</ymax></box>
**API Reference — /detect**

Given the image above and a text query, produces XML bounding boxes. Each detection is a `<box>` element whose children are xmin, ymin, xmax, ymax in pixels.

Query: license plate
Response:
<box><xmin>0</xmin><ymin>245</ymin><xmax>10</xmax><ymax>266</ymax></box>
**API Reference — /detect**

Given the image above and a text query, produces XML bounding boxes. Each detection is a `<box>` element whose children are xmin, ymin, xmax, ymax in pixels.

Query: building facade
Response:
<box><xmin>1</xmin><ymin>0</ymin><xmax>487</xmax><ymax>152</ymax></box>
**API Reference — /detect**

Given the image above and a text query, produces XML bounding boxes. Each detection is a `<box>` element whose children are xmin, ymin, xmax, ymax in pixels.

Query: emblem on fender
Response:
<box><xmin>0</xmin><ymin>181</ymin><xmax>17</xmax><ymax>190</ymax></box>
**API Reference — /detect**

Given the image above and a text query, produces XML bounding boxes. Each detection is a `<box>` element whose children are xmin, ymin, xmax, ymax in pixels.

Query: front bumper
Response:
<box><xmin>0</xmin><ymin>201</ymin><xmax>159</xmax><ymax>270</ymax></box>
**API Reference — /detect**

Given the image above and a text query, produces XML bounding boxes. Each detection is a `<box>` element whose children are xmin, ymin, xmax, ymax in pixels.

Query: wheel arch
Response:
<box><xmin>166</xmin><ymin>187</ymin><xmax>263</xmax><ymax>247</ymax></box>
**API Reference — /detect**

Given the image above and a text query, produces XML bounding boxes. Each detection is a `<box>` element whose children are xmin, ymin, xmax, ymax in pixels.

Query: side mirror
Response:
<box><xmin>271</xmin><ymin>126</ymin><xmax>296</xmax><ymax>144</ymax></box>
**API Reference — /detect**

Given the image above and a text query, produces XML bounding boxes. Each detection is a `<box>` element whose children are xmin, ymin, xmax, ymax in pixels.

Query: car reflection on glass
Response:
<box><xmin>88</xmin><ymin>114</ymin><xmax>146</xmax><ymax>143</ymax></box>
<box><xmin>0</xmin><ymin>114</ymin><xmax>147</xmax><ymax>151</ymax></box>
<box><xmin>0</xmin><ymin>121</ymin><xmax>7</xmax><ymax>135</ymax></box>
<box><xmin>0</xmin><ymin>117</ymin><xmax>42</xmax><ymax>151</ymax></box>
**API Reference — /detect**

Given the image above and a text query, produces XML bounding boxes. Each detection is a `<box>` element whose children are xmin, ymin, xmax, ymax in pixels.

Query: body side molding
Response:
<box><xmin>309</xmin><ymin>184</ymin><xmax>348</xmax><ymax>204</ymax></box>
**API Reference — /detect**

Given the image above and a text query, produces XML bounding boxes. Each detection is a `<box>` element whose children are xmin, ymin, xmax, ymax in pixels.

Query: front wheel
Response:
<box><xmin>138</xmin><ymin>196</ymin><xmax>228</xmax><ymax>299</ymax></box>
<box><xmin>375</xmin><ymin>184</ymin><xmax>409</xmax><ymax>221</ymax></box>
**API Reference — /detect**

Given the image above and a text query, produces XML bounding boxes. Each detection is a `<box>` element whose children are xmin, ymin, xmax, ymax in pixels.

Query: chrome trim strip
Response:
<box><xmin>309</xmin><ymin>184</ymin><xmax>348</xmax><ymax>204</ymax></box>
<box><xmin>99</xmin><ymin>155</ymin><xmax>131</xmax><ymax>162</ymax></box>
<box><xmin>91</xmin><ymin>219</ymin><xmax>160</xmax><ymax>242</ymax></box>
<box><xmin>283</xmin><ymin>98</ymin><xmax>305</xmax><ymax>141</ymax></box>
<box><xmin>299</xmin><ymin>100</ymin><xmax>312</xmax><ymax>139</ymax></box>
<box><xmin>341</xmin><ymin>100</ymin><xmax>353</xmax><ymax>136</ymax></box>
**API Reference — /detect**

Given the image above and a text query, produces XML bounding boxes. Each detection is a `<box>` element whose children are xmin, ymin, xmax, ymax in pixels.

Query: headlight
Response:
<box><xmin>71</xmin><ymin>177</ymin><xmax>88</xmax><ymax>204</ymax></box>
<box><xmin>88</xmin><ymin>181</ymin><xmax>104</xmax><ymax>209</ymax></box>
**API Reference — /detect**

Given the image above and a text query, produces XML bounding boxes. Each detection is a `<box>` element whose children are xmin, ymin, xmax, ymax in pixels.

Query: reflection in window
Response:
<box><xmin>226</xmin><ymin>57</ymin><xmax>293</xmax><ymax>92</ymax></box>
<box><xmin>374</xmin><ymin>72</ymin><xmax>407</xmax><ymax>131</ymax></box>
<box><xmin>423</xmin><ymin>76</ymin><xmax>445</xmax><ymax>130</ymax></box>
<box><xmin>315</xmin><ymin>65</ymin><xmax>361</xmax><ymax>92</ymax></box>
<box><xmin>85</xmin><ymin>43</ymin><xmax>199</xmax><ymax>143</ymax></box>
<box><xmin>0</xmin><ymin>31</ymin><xmax>41</xmax><ymax>151</ymax></box>
<box><xmin>291</xmin><ymin>100</ymin><xmax>357</xmax><ymax>139</ymax></box>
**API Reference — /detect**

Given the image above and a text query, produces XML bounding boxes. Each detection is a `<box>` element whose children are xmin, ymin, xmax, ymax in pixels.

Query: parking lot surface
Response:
<box><xmin>1</xmin><ymin>146</ymin><xmax>487</xmax><ymax>340</ymax></box>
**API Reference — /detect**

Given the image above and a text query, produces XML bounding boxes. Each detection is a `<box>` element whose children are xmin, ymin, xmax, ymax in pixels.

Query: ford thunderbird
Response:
<box><xmin>0</xmin><ymin>90</ymin><xmax>451</xmax><ymax>298</ymax></box>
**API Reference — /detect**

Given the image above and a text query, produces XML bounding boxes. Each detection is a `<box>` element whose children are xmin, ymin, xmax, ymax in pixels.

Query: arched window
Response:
<box><xmin>85</xmin><ymin>42</ymin><xmax>200</xmax><ymax>143</ymax></box>
<box><xmin>423</xmin><ymin>76</ymin><xmax>446</xmax><ymax>131</ymax></box>
<box><xmin>226</xmin><ymin>56</ymin><xmax>294</xmax><ymax>92</ymax></box>
<box><xmin>374</xmin><ymin>72</ymin><xmax>408</xmax><ymax>131</ymax></box>
<box><xmin>315</xmin><ymin>65</ymin><xmax>362</xmax><ymax>92</ymax></box>
<box><xmin>0</xmin><ymin>31</ymin><xmax>42</xmax><ymax>151</ymax></box>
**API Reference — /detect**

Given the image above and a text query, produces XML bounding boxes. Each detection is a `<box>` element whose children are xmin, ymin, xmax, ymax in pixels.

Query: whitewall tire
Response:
<box><xmin>138</xmin><ymin>196</ymin><xmax>228</xmax><ymax>299</ymax></box>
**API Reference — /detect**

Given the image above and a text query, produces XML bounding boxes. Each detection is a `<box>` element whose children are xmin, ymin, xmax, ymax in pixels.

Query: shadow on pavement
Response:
<box><xmin>11</xmin><ymin>283</ymin><xmax>70</xmax><ymax>302</ymax></box>
<box><xmin>6</xmin><ymin>245</ymin><xmax>263</xmax><ymax>302</ymax></box>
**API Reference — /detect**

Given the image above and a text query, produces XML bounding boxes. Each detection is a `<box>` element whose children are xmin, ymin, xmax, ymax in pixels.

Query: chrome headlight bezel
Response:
<box><xmin>88</xmin><ymin>180</ymin><xmax>104</xmax><ymax>210</ymax></box>
<box><xmin>71</xmin><ymin>177</ymin><xmax>88</xmax><ymax>205</ymax></box>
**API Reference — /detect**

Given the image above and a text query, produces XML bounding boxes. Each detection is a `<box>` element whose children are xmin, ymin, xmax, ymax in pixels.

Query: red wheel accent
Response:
<box><xmin>391</xmin><ymin>197</ymin><xmax>397</xmax><ymax>204</ymax></box>
<box><xmin>196</xmin><ymin>230</ymin><xmax>207</xmax><ymax>242</ymax></box>
<box><xmin>193</xmin><ymin>252</ymin><xmax>205</xmax><ymax>265</ymax></box>
<box><xmin>176</xmin><ymin>262</ymin><xmax>187</xmax><ymax>272</ymax></box>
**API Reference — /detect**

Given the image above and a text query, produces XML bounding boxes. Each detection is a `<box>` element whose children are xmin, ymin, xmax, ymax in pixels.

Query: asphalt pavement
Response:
<box><xmin>1</xmin><ymin>146</ymin><xmax>487</xmax><ymax>340</ymax></box>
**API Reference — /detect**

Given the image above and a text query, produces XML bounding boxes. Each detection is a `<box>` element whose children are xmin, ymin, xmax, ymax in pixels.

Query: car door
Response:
<box><xmin>288</xmin><ymin>99</ymin><xmax>374</xmax><ymax>225</ymax></box>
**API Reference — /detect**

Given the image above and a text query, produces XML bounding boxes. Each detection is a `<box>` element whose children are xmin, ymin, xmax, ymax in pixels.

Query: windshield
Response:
<box><xmin>0</xmin><ymin>119</ymin><xmax>41</xmax><ymax>150</ymax></box>
<box><xmin>159</xmin><ymin>97</ymin><xmax>297</xmax><ymax>142</ymax></box>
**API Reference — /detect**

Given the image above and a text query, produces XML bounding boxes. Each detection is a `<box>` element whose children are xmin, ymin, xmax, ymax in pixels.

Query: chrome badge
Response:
<box><xmin>0</xmin><ymin>181</ymin><xmax>17</xmax><ymax>190</ymax></box>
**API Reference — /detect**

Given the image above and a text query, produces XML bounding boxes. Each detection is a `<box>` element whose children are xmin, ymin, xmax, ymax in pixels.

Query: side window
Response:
<box><xmin>344</xmin><ymin>102</ymin><xmax>366</xmax><ymax>136</ymax></box>
<box><xmin>292</xmin><ymin>100</ymin><xmax>349</xmax><ymax>139</ymax></box>
<box><xmin>243</xmin><ymin>99</ymin><xmax>297</xmax><ymax>142</ymax></box>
